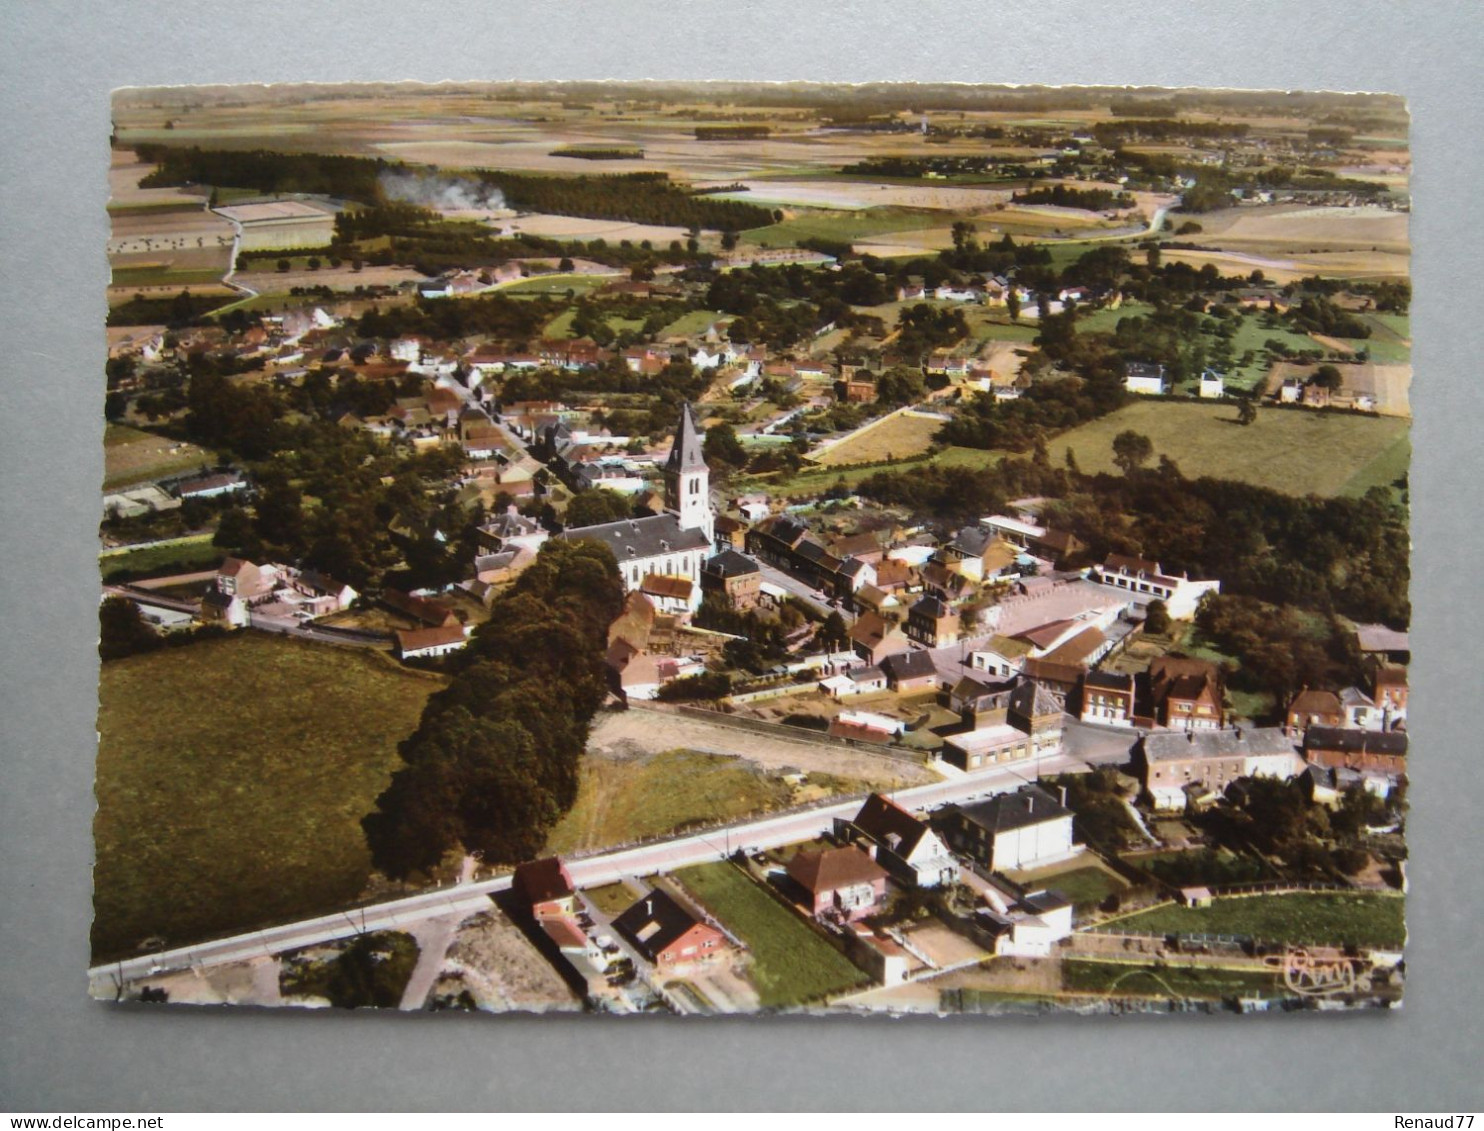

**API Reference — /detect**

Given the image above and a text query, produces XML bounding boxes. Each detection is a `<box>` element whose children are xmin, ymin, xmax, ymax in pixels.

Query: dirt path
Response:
<box><xmin>587</xmin><ymin>708</ymin><xmax>932</xmax><ymax>787</ymax></box>
<box><xmin>398</xmin><ymin>913</ymin><xmax>466</xmax><ymax>1010</ymax></box>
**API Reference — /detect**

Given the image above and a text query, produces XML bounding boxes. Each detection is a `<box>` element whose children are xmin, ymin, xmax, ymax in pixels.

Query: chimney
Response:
<box><xmin>645</xmin><ymin>898</ymin><xmax>653</xmax><ymax>917</ymax></box>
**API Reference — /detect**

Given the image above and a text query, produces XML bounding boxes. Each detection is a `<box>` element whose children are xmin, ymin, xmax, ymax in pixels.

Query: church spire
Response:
<box><xmin>663</xmin><ymin>402</ymin><xmax>713</xmax><ymax>540</ymax></box>
<box><xmin>666</xmin><ymin>402</ymin><xmax>707</xmax><ymax>475</ymax></box>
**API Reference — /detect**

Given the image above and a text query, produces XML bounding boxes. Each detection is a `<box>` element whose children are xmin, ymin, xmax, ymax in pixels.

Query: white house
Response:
<box><xmin>1091</xmin><ymin>553</ymin><xmax>1220</xmax><ymax>620</ymax></box>
<box><xmin>838</xmin><ymin>793</ymin><xmax>959</xmax><ymax>889</ymax></box>
<box><xmin>396</xmin><ymin>623</ymin><xmax>469</xmax><ymax>660</ymax></box>
<box><xmin>994</xmin><ymin>890</ymin><xmax>1075</xmax><ymax>958</ymax></box>
<box><xmin>1124</xmin><ymin>361</ymin><xmax>1168</xmax><ymax>396</ymax></box>
<box><xmin>1198</xmin><ymin>369</ymin><xmax>1226</xmax><ymax>398</ymax></box>
<box><xmin>939</xmin><ymin>785</ymin><xmax>1075</xmax><ymax>871</ymax></box>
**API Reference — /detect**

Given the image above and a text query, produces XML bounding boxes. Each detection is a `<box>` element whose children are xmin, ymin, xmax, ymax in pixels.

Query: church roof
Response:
<box><xmin>665</xmin><ymin>402</ymin><xmax>708</xmax><ymax>475</ymax></box>
<box><xmin>557</xmin><ymin>512</ymin><xmax>710</xmax><ymax>560</ymax></box>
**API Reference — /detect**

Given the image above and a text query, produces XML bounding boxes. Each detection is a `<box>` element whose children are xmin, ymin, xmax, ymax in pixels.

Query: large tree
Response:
<box><xmin>1111</xmin><ymin>430</ymin><xmax>1154</xmax><ymax>475</ymax></box>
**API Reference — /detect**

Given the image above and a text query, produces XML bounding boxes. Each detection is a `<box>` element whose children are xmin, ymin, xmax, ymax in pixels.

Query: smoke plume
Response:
<box><xmin>378</xmin><ymin>170</ymin><xmax>507</xmax><ymax>212</ymax></box>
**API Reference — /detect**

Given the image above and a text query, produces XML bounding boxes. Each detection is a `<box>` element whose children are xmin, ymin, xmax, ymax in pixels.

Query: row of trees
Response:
<box><xmin>363</xmin><ymin>540</ymin><xmax>625</xmax><ymax>879</ymax></box>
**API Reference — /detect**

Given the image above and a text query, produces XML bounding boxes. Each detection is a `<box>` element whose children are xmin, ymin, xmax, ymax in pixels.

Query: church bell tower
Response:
<box><xmin>664</xmin><ymin>402</ymin><xmax>713</xmax><ymax>540</ymax></box>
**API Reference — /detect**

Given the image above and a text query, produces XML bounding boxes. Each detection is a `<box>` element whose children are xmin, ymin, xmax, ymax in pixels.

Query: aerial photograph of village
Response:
<box><xmin>93</xmin><ymin>81</ymin><xmax>1411</xmax><ymax>1017</ymax></box>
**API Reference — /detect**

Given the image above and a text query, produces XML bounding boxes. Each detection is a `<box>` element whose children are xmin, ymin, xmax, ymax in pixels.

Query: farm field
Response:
<box><xmin>1054</xmin><ymin>401</ymin><xmax>1410</xmax><ymax>497</ymax></box>
<box><xmin>93</xmin><ymin>633</ymin><xmax>445</xmax><ymax>961</ymax></box>
<box><xmin>673</xmin><ymin>862</ymin><xmax>869</xmax><ymax>1009</ymax></box>
<box><xmin>100</xmin><ymin>535</ymin><xmax>222</xmax><ymax>582</ymax></box>
<box><xmin>1111</xmin><ymin>892</ymin><xmax>1406</xmax><ymax>949</ymax></box>
<box><xmin>103</xmin><ymin>424</ymin><xmax>216</xmax><ymax>490</ymax></box>
<box><xmin>812</xmin><ymin>410</ymin><xmax>946</xmax><ymax>467</ymax></box>
<box><xmin>736</xmin><ymin>444</ymin><xmax>1003</xmax><ymax>499</ymax></box>
<box><xmin>543</xmin><ymin>748</ymin><xmax>833</xmax><ymax>856</ymax></box>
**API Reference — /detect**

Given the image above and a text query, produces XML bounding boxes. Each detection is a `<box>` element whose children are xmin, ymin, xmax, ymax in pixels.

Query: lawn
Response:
<box><xmin>659</xmin><ymin>309</ymin><xmax>729</xmax><ymax>338</ymax></box>
<box><xmin>1339</xmin><ymin>426</ymin><xmax>1411</xmax><ymax>499</ymax></box>
<box><xmin>674</xmin><ymin>862</ymin><xmax>869</xmax><ymax>1009</ymax></box>
<box><xmin>583</xmin><ymin>882</ymin><xmax>641</xmax><ymax>917</ymax></box>
<box><xmin>100</xmin><ymin>535</ymin><xmax>222</xmax><ymax>582</ymax></box>
<box><xmin>93</xmin><ymin>633</ymin><xmax>446</xmax><ymax>962</ymax></box>
<box><xmin>1011</xmin><ymin>865</ymin><xmax>1125</xmax><ymax>910</ymax></box>
<box><xmin>1061</xmin><ymin>959</ymin><xmax>1283</xmax><ymax>1000</ymax></box>
<box><xmin>1112</xmin><ymin>893</ymin><xmax>1406</xmax><ymax>949</ymax></box>
<box><xmin>497</xmin><ymin>273</ymin><xmax>609</xmax><ymax>296</ymax></box>
<box><xmin>1055</xmin><ymin>401</ymin><xmax>1410</xmax><ymax>497</ymax></box>
<box><xmin>543</xmin><ymin>748</ymin><xmax>799</xmax><ymax>856</ymax></box>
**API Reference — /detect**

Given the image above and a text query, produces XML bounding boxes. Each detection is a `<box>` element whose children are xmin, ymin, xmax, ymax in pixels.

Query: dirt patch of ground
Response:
<box><xmin>587</xmin><ymin>707</ymin><xmax>932</xmax><ymax>786</ymax></box>
<box><xmin>813</xmin><ymin>410</ymin><xmax>944</xmax><ymax>466</ymax></box>
<box><xmin>432</xmin><ymin>907</ymin><xmax>582</xmax><ymax>1013</ymax></box>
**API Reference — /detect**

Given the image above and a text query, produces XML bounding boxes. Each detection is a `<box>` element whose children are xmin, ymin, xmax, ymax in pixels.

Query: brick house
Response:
<box><xmin>610</xmin><ymin>889</ymin><xmax>727</xmax><ymax>973</ymax></box>
<box><xmin>786</xmin><ymin>846</ymin><xmax>890</xmax><ymax>922</ymax></box>
<box><xmin>1138</xmin><ymin>727</ymin><xmax>1302</xmax><ymax>811</ymax></box>
<box><xmin>1080</xmin><ymin>670</ymin><xmax>1135</xmax><ymax>727</ymax></box>
<box><xmin>701</xmin><ymin>549</ymin><xmax>762</xmax><ymax>611</ymax></box>
<box><xmin>511</xmin><ymin>857</ymin><xmax>577</xmax><ymax>920</ymax></box>
<box><xmin>906</xmin><ymin>595</ymin><xmax>960</xmax><ymax>647</ymax></box>
<box><xmin>1303</xmin><ymin>726</ymin><xmax>1408</xmax><ymax>776</ymax></box>
<box><xmin>1286</xmin><ymin>688</ymin><xmax>1345</xmax><ymax>731</ymax></box>
<box><xmin>1150</xmin><ymin>656</ymin><xmax>1225</xmax><ymax>731</ymax></box>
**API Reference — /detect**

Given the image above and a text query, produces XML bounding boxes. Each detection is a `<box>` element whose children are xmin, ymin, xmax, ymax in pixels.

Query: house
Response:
<box><xmin>1090</xmin><ymin>553</ymin><xmax>1220</xmax><ymax>619</ymax></box>
<box><xmin>639</xmin><ymin>573</ymin><xmax>695</xmax><ymax>618</ymax></box>
<box><xmin>936</xmin><ymin>785</ymin><xmax>1075</xmax><ymax>871</ymax></box>
<box><xmin>1303</xmin><ymin>726</ymin><xmax>1408</xmax><ymax>776</ymax></box>
<box><xmin>217</xmin><ymin>557</ymin><xmax>277</xmax><ymax>602</ymax></box>
<box><xmin>989</xmin><ymin>889</ymin><xmax>1075</xmax><ymax>958</ymax></box>
<box><xmin>1080</xmin><ymin>669</ymin><xmax>1135</xmax><ymax>727</ymax></box>
<box><xmin>198</xmin><ymin>587</ymin><xmax>250</xmax><ymax>629</ymax></box>
<box><xmin>942</xmin><ymin>526</ymin><xmax>1020</xmax><ymax>583</ymax></box>
<box><xmin>880</xmin><ymin>649</ymin><xmax>939</xmax><ymax>693</ymax></box>
<box><xmin>175</xmin><ymin>470</ymin><xmax>250</xmax><ymax>500</ymax></box>
<box><xmin>511</xmin><ymin>857</ymin><xmax>576</xmax><ymax>920</ymax></box>
<box><xmin>1150</xmin><ymin>655</ymin><xmax>1225</xmax><ymax>731</ymax></box>
<box><xmin>970</xmin><ymin>635</ymin><xmax>1035</xmax><ymax>679</ymax></box>
<box><xmin>786</xmin><ymin>846</ymin><xmax>889</xmax><ymax>922</ymax></box>
<box><xmin>982</xmin><ymin>513</ymin><xmax>1046</xmax><ymax>549</ymax></box>
<box><xmin>1286</xmin><ymin>688</ymin><xmax>1344</xmax><ymax>731</ymax></box>
<box><xmin>396</xmin><ymin>623</ymin><xmax>468</xmax><ymax>659</ymax></box>
<box><xmin>290</xmin><ymin>570</ymin><xmax>358</xmax><ymax>614</ymax></box>
<box><xmin>1138</xmin><ymin>727</ymin><xmax>1302</xmax><ymax>811</ymax></box>
<box><xmin>605</xmin><ymin>638</ymin><xmax>664</xmax><ymax>701</ymax></box>
<box><xmin>906</xmin><ymin>595</ymin><xmax>960</xmax><ymax>648</ymax></box>
<box><xmin>701</xmin><ymin>549</ymin><xmax>762</xmax><ymax>611</ymax></box>
<box><xmin>610</xmin><ymin>889</ymin><xmax>727</xmax><ymax>973</ymax></box>
<box><xmin>1354</xmin><ymin>623</ymin><xmax>1409</xmax><ymax>664</ymax></box>
<box><xmin>838</xmin><ymin>797</ymin><xmax>970</xmax><ymax>890</ymax></box>
<box><xmin>1372</xmin><ymin>664</ymin><xmax>1408</xmax><ymax>727</ymax></box>
<box><xmin>849</xmin><ymin>610</ymin><xmax>911</xmax><ymax>666</ymax></box>
<box><xmin>1124</xmin><ymin>360</ymin><xmax>1168</xmax><ymax>395</ymax></box>
<box><xmin>1198</xmin><ymin>369</ymin><xmax>1226</xmax><ymax>398</ymax></box>
<box><xmin>382</xmin><ymin>588</ymin><xmax>460</xmax><ymax>629</ymax></box>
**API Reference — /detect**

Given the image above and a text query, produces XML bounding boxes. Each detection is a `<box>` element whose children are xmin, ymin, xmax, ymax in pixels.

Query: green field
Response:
<box><xmin>1061</xmin><ymin>959</ymin><xmax>1284</xmax><ymax>999</ymax></box>
<box><xmin>100</xmin><ymin>536</ymin><xmax>222</xmax><ymax>582</ymax></box>
<box><xmin>544</xmin><ymin>749</ymin><xmax>797</xmax><ymax>856</ymax></box>
<box><xmin>1056</xmin><ymin>401</ymin><xmax>1410</xmax><ymax>496</ymax></box>
<box><xmin>674</xmin><ymin>862</ymin><xmax>869</xmax><ymax>1008</ymax></box>
<box><xmin>110</xmin><ymin>267</ymin><xmax>229</xmax><ymax>288</ymax></box>
<box><xmin>497</xmin><ymin>273</ymin><xmax>609</xmax><ymax>296</ymax></box>
<box><xmin>659</xmin><ymin>309</ymin><xmax>729</xmax><ymax>338</ymax></box>
<box><xmin>93</xmin><ymin>633</ymin><xmax>445</xmax><ymax>961</ymax></box>
<box><xmin>1112</xmin><ymin>893</ymin><xmax>1406</xmax><ymax>949</ymax></box>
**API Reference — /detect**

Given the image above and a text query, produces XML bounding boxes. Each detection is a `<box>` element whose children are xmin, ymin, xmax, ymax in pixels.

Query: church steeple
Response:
<box><xmin>664</xmin><ymin>402</ymin><xmax>713</xmax><ymax>539</ymax></box>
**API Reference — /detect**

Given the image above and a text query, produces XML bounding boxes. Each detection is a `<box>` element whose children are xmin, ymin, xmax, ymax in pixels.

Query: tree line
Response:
<box><xmin>363</xmin><ymin>539</ymin><xmax>625</xmax><ymax>879</ymax></box>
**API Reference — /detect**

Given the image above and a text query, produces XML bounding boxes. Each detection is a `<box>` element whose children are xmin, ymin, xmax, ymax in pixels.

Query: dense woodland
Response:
<box><xmin>133</xmin><ymin>145</ymin><xmax>777</xmax><ymax>233</ymax></box>
<box><xmin>363</xmin><ymin>539</ymin><xmax>624</xmax><ymax>878</ymax></box>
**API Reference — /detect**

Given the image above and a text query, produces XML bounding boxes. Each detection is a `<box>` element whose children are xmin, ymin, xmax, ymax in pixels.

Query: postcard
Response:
<box><xmin>93</xmin><ymin>81</ymin><xmax>1409</xmax><ymax>1015</ymax></box>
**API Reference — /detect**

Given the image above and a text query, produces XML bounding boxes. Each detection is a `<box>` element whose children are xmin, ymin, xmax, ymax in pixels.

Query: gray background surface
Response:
<box><xmin>1</xmin><ymin>0</ymin><xmax>1480</xmax><ymax>1112</ymax></box>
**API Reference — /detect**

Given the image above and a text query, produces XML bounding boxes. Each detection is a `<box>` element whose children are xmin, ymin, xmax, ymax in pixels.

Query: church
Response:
<box><xmin>557</xmin><ymin>402</ymin><xmax>714</xmax><ymax>613</ymax></box>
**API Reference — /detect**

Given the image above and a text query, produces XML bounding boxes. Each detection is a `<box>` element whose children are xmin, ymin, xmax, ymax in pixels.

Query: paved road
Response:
<box><xmin>89</xmin><ymin>749</ymin><xmax>1086</xmax><ymax>991</ymax></box>
<box><xmin>756</xmin><ymin>560</ymin><xmax>852</xmax><ymax>623</ymax></box>
<box><xmin>249</xmin><ymin>609</ymin><xmax>392</xmax><ymax>649</ymax></box>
